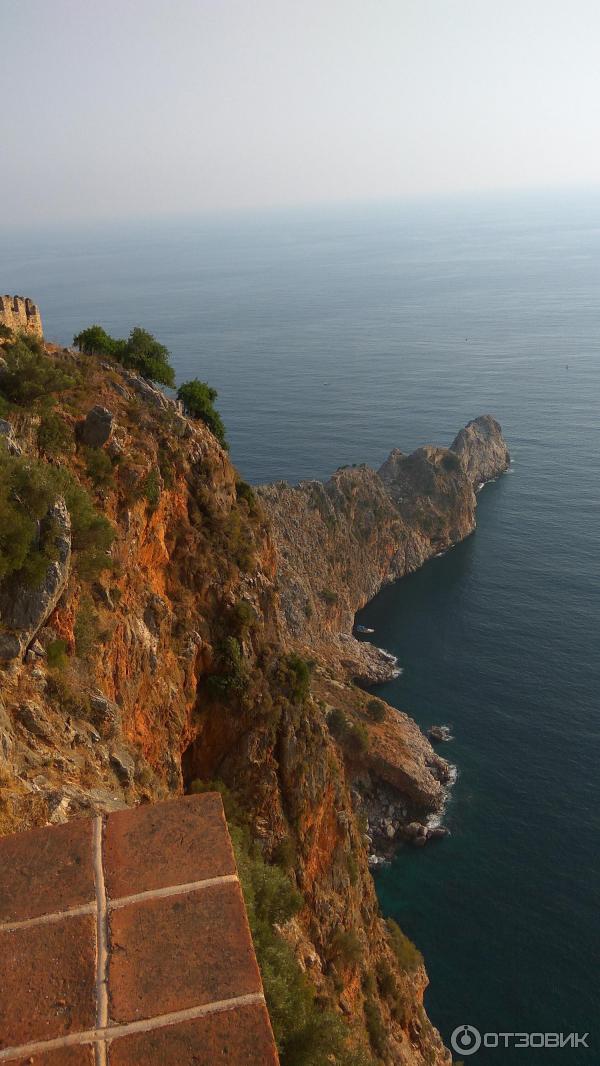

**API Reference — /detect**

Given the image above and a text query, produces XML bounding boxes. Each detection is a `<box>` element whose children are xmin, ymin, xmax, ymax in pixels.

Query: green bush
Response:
<box><xmin>141</xmin><ymin>468</ymin><xmax>161</xmax><ymax>509</ymax></box>
<box><xmin>0</xmin><ymin>323</ymin><xmax>13</xmax><ymax>341</ymax></box>
<box><xmin>229</xmin><ymin>599</ymin><xmax>257</xmax><ymax>637</ymax></box>
<box><xmin>0</xmin><ymin>445</ymin><xmax>65</xmax><ymax>585</ymax></box>
<box><xmin>235</xmin><ymin>479</ymin><xmax>257</xmax><ymax>510</ymax></box>
<box><xmin>207</xmin><ymin>636</ymin><xmax>248</xmax><ymax>697</ymax></box>
<box><xmin>327</xmin><ymin>708</ymin><xmax>348</xmax><ymax>740</ymax></box>
<box><xmin>366</xmin><ymin>698</ymin><xmax>386</xmax><ymax>723</ymax></box>
<box><xmin>177</xmin><ymin>378</ymin><xmax>227</xmax><ymax>448</ymax></box>
<box><xmin>0</xmin><ymin>449</ymin><xmax>114</xmax><ymax>584</ymax></box>
<box><xmin>364</xmin><ymin>996</ymin><xmax>387</xmax><ymax>1058</ymax></box>
<box><xmin>331</xmin><ymin>929</ymin><xmax>362</xmax><ymax>967</ymax></box>
<box><xmin>73</xmin><ymin>324</ymin><xmax>121</xmax><ymax>358</ymax></box>
<box><xmin>0</xmin><ymin>340</ymin><xmax>75</xmax><ymax>406</ymax></box>
<box><xmin>122</xmin><ymin>326</ymin><xmax>174</xmax><ymax>386</ymax></box>
<box><xmin>46</xmin><ymin>639</ymin><xmax>68</xmax><ymax>669</ymax></box>
<box><xmin>74</xmin><ymin>323</ymin><xmax>174</xmax><ymax>386</ymax></box>
<box><xmin>84</xmin><ymin>446</ymin><xmax>113</xmax><ymax>487</ymax></box>
<box><xmin>386</xmin><ymin>918</ymin><xmax>423</xmax><ymax>972</ymax></box>
<box><xmin>38</xmin><ymin>411</ymin><xmax>73</xmax><ymax>457</ymax></box>
<box><xmin>284</xmin><ymin>653</ymin><xmax>312</xmax><ymax>703</ymax></box>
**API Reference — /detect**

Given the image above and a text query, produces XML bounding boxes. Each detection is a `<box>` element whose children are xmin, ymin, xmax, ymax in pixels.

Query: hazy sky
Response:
<box><xmin>2</xmin><ymin>0</ymin><xmax>600</xmax><ymax>223</ymax></box>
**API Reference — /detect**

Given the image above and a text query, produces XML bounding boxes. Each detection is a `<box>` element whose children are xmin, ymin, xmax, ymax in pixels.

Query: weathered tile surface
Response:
<box><xmin>22</xmin><ymin>1044</ymin><xmax>96</xmax><ymax>1064</ymax></box>
<box><xmin>0</xmin><ymin>818</ymin><xmax>94</xmax><ymax>923</ymax></box>
<box><xmin>0</xmin><ymin>914</ymin><xmax>96</xmax><ymax>1047</ymax></box>
<box><xmin>109</xmin><ymin>881</ymin><xmax>262</xmax><ymax>1022</ymax></box>
<box><xmin>103</xmin><ymin>792</ymin><xmax>236</xmax><ymax>898</ymax></box>
<box><xmin>109</xmin><ymin>1003</ymin><xmax>279</xmax><ymax>1065</ymax></box>
<box><xmin>0</xmin><ymin>796</ymin><xmax>278</xmax><ymax>1064</ymax></box>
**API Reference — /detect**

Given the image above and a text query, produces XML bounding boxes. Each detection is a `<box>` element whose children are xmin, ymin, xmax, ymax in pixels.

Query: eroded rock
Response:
<box><xmin>79</xmin><ymin>405</ymin><xmax>114</xmax><ymax>447</ymax></box>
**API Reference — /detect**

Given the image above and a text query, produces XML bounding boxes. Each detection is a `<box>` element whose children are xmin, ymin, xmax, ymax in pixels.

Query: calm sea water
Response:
<box><xmin>2</xmin><ymin>192</ymin><xmax>599</xmax><ymax>1062</ymax></box>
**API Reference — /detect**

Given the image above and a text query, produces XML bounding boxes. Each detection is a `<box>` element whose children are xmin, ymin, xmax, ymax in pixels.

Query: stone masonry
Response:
<box><xmin>0</xmin><ymin>793</ymin><xmax>279</xmax><ymax>1065</ymax></box>
<box><xmin>0</xmin><ymin>295</ymin><xmax>43</xmax><ymax>337</ymax></box>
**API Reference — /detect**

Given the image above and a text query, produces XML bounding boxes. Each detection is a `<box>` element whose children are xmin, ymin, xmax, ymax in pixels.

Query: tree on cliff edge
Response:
<box><xmin>177</xmin><ymin>378</ymin><xmax>227</xmax><ymax>448</ymax></box>
<box><xmin>73</xmin><ymin>324</ymin><xmax>174</xmax><ymax>387</ymax></box>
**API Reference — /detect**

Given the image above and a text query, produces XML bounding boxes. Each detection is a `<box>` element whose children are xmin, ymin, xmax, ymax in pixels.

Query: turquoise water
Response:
<box><xmin>2</xmin><ymin>192</ymin><xmax>599</xmax><ymax>1062</ymax></box>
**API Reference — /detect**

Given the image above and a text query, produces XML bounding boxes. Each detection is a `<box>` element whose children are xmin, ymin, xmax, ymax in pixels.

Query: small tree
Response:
<box><xmin>73</xmin><ymin>325</ymin><xmax>120</xmax><ymax>357</ymax></box>
<box><xmin>122</xmin><ymin>327</ymin><xmax>175</xmax><ymax>386</ymax></box>
<box><xmin>177</xmin><ymin>378</ymin><xmax>227</xmax><ymax>448</ymax></box>
<box><xmin>366</xmin><ymin>698</ymin><xmax>386</xmax><ymax>723</ymax></box>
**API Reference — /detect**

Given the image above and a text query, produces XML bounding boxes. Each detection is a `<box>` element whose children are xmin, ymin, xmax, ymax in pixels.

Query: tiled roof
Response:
<box><xmin>0</xmin><ymin>794</ymin><xmax>279</xmax><ymax>1065</ymax></box>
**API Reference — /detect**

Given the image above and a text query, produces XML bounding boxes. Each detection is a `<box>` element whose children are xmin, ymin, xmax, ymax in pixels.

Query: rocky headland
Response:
<box><xmin>0</xmin><ymin>320</ymin><xmax>508</xmax><ymax>1066</ymax></box>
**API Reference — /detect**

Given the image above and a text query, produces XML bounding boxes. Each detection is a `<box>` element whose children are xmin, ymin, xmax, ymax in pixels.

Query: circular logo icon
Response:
<box><xmin>451</xmin><ymin>1025</ymin><xmax>482</xmax><ymax>1056</ymax></box>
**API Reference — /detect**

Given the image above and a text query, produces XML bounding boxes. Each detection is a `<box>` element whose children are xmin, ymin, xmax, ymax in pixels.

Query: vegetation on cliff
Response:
<box><xmin>0</xmin><ymin>331</ymin><xmax>456</xmax><ymax>1066</ymax></box>
<box><xmin>73</xmin><ymin>323</ymin><xmax>175</xmax><ymax>386</ymax></box>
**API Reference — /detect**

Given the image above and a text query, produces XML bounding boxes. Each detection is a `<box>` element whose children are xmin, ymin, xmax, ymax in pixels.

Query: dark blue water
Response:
<box><xmin>2</xmin><ymin>192</ymin><xmax>599</xmax><ymax>1062</ymax></box>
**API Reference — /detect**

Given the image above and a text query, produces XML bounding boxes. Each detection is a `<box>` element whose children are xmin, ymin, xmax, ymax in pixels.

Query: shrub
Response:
<box><xmin>284</xmin><ymin>653</ymin><xmax>312</xmax><ymax>703</ymax></box>
<box><xmin>122</xmin><ymin>326</ymin><xmax>175</xmax><ymax>386</ymax></box>
<box><xmin>375</xmin><ymin>959</ymin><xmax>397</xmax><ymax>999</ymax></box>
<box><xmin>84</xmin><ymin>446</ymin><xmax>113</xmax><ymax>487</ymax></box>
<box><xmin>207</xmin><ymin>636</ymin><xmax>248</xmax><ymax>697</ymax></box>
<box><xmin>46</xmin><ymin>639</ymin><xmax>68</xmax><ymax>669</ymax></box>
<box><xmin>386</xmin><ymin>918</ymin><xmax>423</xmax><ymax>972</ymax></box>
<box><xmin>177</xmin><ymin>379</ymin><xmax>227</xmax><ymax>448</ymax></box>
<box><xmin>327</xmin><ymin>708</ymin><xmax>348</xmax><ymax>740</ymax></box>
<box><xmin>272</xmin><ymin>836</ymin><xmax>296</xmax><ymax>871</ymax></box>
<box><xmin>331</xmin><ymin>929</ymin><xmax>362</xmax><ymax>967</ymax></box>
<box><xmin>346</xmin><ymin>720</ymin><xmax>370</xmax><ymax>755</ymax></box>
<box><xmin>364</xmin><ymin>997</ymin><xmax>387</xmax><ymax>1058</ymax></box>
<box><xmin>235</xmin><ymin>479</ymin><xmax>257</xmax><ymax>511</ymax></box>
<box><xmin>366</xmin><ymin>698</ymin><xmax>386</xmax><ymax>723</ymax></box>
<box><xmin>141</xmin><ymin>468</ymin><xmax>161</xmax><ymax>509</ymax></box>
<box><xmin>229</xmin><ymin>599</ymin><xmax>257</xmax><ymax>637</ymax></box>
<box><xmin>0</xmin><ymin>340</ymin><xmax>75</xmax><ymax>405</ymax></box>
<box><xmin>38</xmin><ymin>411</ymin><xmax>73</xmax><ymax>456</ymax></box>
<box><xmin>347</xmin><ymin>852</ymin><xmax>359</xmax><ymax>886</ymax></box>
<box><xmin>73</xmin><ymin>325</ymin><xmax>121</xmax><ymax>358</ymax></box>
<box><xmin>0</xmin><ymin>445</ymin><xmax>67</xmax><ymax>585</ymax></box>
<box><xmin>74</xmin><ymin>324</ymin><xmax>175</xmax><ymax>386</ymax></box>
<box><xmin>321</xmin><ymin>589</ymin><xmax>338</xmax><ymax>606</ymax></box>
<box><xmin>74</xmin><ymin>597</ymin><xmax>98</xmax><ymax>658</ymax></box>
<box><xmin>157</xmin><ymin>446</ymin><xmax>175</xmax><ymax>488</ymax></box>
<box><xmin>0</xmin><ymin>323</ymin><xmax>13</xmax><ymax>341</ymax></box>
<box><xmin>46</xmin><ymin>673</ymin><xmax>91</xmax><ymax>719</ymax></box>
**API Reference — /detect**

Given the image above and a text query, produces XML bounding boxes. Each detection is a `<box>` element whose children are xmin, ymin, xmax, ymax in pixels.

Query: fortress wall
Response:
<box><xmin>0</xmin><ymin>295</ymin><xmax>43</xmax><ymax>337</ymax></box>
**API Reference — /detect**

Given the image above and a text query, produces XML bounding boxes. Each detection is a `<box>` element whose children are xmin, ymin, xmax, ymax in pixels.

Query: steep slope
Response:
<box><xmin>0</xmin><ymin>333</ymin><xmax>508</xmax><ymax>1066</ymax></box>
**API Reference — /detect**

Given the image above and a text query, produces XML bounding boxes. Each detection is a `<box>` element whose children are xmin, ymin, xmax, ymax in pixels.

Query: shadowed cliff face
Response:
<box><xmin>0</xmin><ymin>336</ymin><xmax>507</xmax><ymax>1066</ymax></box>
<box><xmin>259</xmin><ymin>416</ymin><xmax>509</xmax><ymax>683</ymax></box>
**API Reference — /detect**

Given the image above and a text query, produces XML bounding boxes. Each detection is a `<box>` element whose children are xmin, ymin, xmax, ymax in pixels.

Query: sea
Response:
<box><xmin>1</xmin><ymin>190</ymin><xmax>599</xmax><ymax>1064</ymax></box>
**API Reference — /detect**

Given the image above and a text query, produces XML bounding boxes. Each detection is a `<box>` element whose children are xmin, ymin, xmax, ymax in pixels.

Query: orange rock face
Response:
<box><xmin>0</xmin><ymin>343</ymin><xmax>511</xmax><ymax>1065</ymax></box>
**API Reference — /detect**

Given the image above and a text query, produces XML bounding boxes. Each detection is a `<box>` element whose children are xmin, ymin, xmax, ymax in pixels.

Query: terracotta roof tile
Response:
<box><xmin>0</xmin><ymin>796</ymin><xmax>278</xmax><ymax>1065</ymax></box>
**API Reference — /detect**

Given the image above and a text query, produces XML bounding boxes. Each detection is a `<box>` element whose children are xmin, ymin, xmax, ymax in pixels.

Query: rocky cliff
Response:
<box><xmin>259</xmin><ymin>415</ymin><xmax>509</xmax><ymax>681</ymax></box>
<box><xmin>0</xmin><ymin>331</ymin><xmax>508</xmax><ymax>1066</ymax></box>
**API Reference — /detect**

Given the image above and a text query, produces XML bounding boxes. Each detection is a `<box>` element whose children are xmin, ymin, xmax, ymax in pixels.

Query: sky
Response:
<box><xmin>2</xmin><ymin>0</ymin><xmax>600</xmax><ymax>224</ymax></box>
